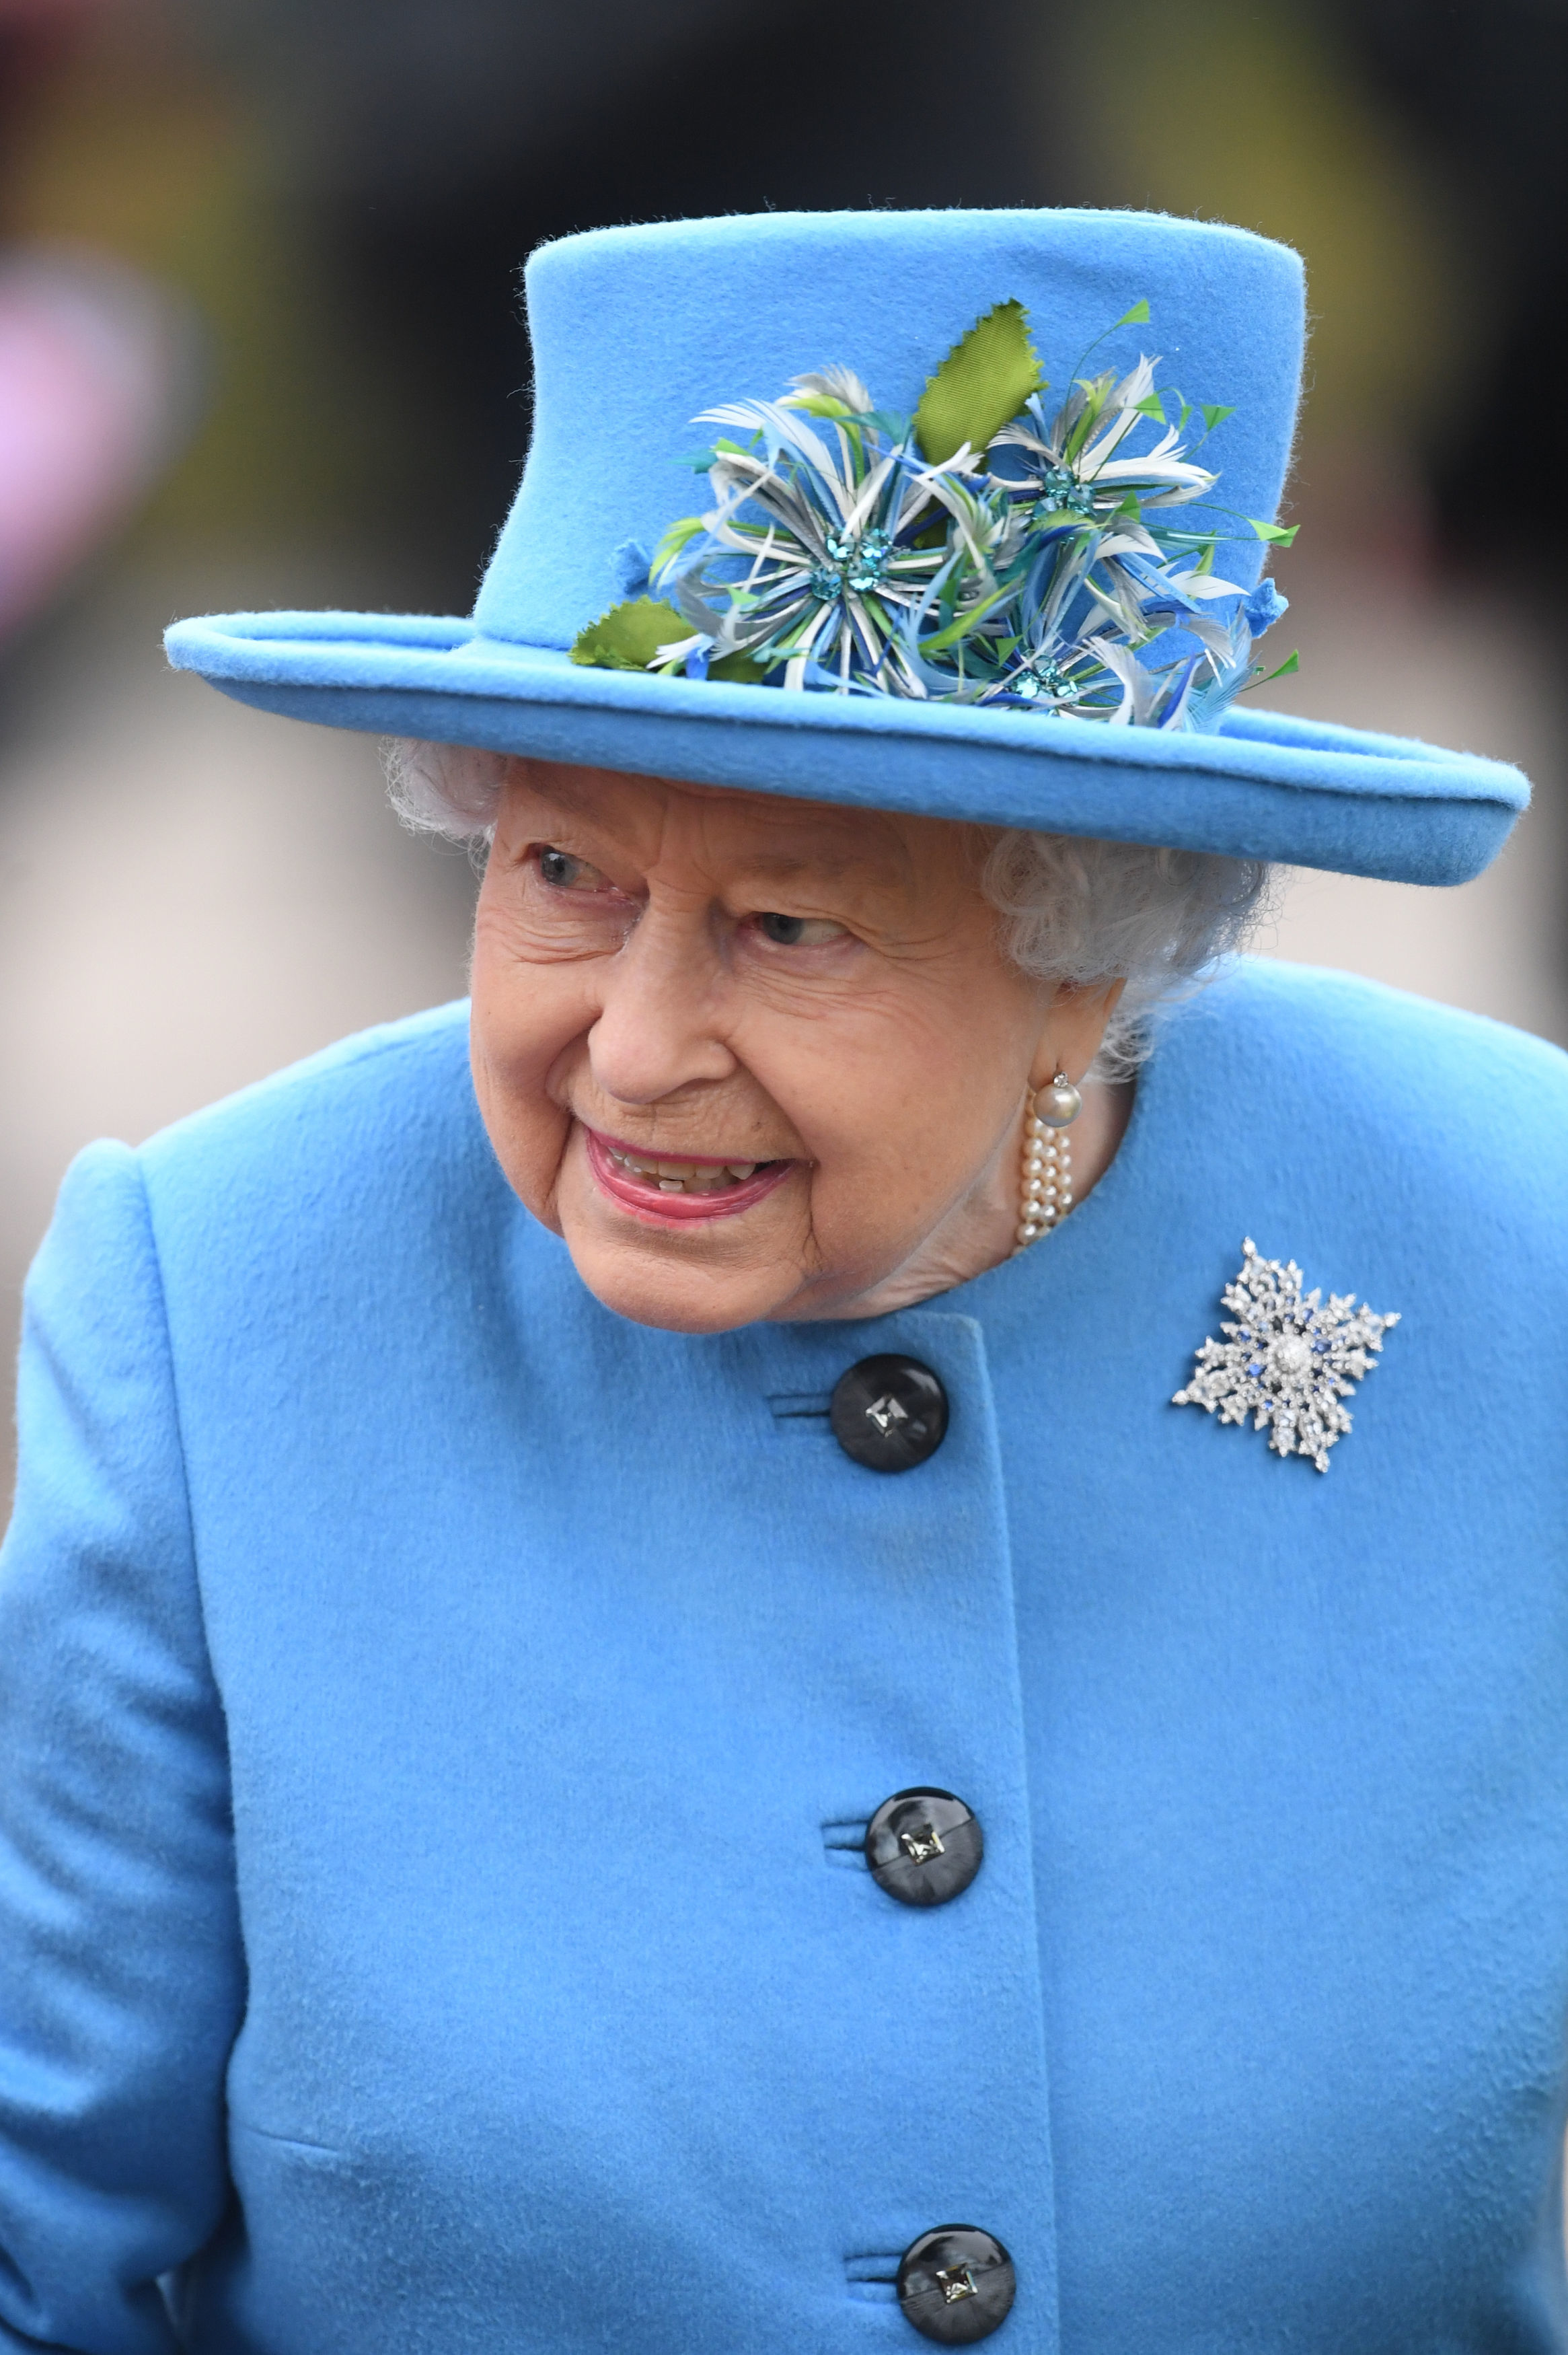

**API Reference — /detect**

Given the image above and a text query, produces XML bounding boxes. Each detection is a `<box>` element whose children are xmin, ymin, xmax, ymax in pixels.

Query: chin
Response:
<box><xmin>552</xmin><ymin>1158</ymin><xmax>817</xmax><ymax>1332</ymax></box>
<box><xmin>562</xmin><ymin>1233</ymin><xmax>796</xmax><ymax>1335</ymax></box>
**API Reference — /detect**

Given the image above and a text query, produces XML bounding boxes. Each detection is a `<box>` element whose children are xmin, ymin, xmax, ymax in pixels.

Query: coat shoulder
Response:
<box><xmin>137</xmin><ymin>998</ymin><xmax>476</xmax><ymax>1179</ymax></box>
<box><xmin>141</xmin><ymin>997</ymin><xmax>476</xmax><ymax>1165</ymax></box>
<box><xmin>1176</xmin><ymin>955</ymin><xmax>1568</xmax><ymax>1127</ymax></box>
<box><xmin>1164</xmin><ymin>957</ymin><xmax>1568</xmax><ymax>1240</ymax></box>
<box><xmin>133</xmin><ymin>1000</ymin><xmax>532</xmax><ymax>1285</ymax></box>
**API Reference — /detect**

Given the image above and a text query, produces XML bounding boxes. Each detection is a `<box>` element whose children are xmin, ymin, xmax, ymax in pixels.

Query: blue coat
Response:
<box><xmin>3</xmin><ymin>958</ymin><xmax>1567</xmax><ymax>2354</ymax></box>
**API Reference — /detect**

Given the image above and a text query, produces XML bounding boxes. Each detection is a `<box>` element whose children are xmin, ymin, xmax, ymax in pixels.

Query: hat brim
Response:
<box><xmin>164</xmin><ymin>609</ymin><xmax>1528</xmax><ymax>886</ymax></box>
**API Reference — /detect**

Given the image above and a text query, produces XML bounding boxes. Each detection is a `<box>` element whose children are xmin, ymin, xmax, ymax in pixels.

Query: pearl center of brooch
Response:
<box><xmin>1269</xmin><ymin>1332</ymin><xmax>1313</xmax><ymax>1379</ymax></box>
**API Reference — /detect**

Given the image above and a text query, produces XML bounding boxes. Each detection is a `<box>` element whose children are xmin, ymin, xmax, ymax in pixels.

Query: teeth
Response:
<box><xmin>605</xmin><ymin>1143</ymin><xmax>772</xmax><ymax>1192</ymax></box>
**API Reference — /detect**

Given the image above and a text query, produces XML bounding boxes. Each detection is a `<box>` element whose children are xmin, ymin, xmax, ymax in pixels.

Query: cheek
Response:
<box><xmin>759</xmin><ymin>973</ymin><xmax>1028</xmax><ymax>1208</ymax></box>
<box><xmin>469</xmin><ymin>918</ymin><xmax>596</xmax><ymax>1210</ymax></box>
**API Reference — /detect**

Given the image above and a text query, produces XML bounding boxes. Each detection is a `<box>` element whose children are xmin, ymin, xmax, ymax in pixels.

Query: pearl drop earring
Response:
<box><xmin>1014</xmin><ymin>1070</ymin><xmax>1082</xmax><ymax>1252</ymax></box>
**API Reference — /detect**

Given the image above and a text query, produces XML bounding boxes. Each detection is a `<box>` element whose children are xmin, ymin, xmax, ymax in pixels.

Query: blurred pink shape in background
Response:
<box><xmin>0</xmin><ymin>244</ymin><xmax>198</xmax><ymax>637</ymax></box>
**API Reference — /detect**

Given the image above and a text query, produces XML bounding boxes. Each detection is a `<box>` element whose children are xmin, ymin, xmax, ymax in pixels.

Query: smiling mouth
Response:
<box><xmin>584</xmin><ymin>1128</ymin><xmax>796</xmax><ymax>1222</ymax></box>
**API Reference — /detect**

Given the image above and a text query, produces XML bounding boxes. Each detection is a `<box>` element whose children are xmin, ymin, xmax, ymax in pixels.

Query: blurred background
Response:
<box><xmin>2</xmin><ymin>0</ymin><xmax>1565</xmax><ymax>1503</ymax></box>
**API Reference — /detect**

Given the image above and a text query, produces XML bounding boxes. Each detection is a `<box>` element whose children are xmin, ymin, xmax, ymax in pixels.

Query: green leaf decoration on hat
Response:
<box><xmin>571</xmin><ymin>596</ymin><xmax>689</xmax><ymax>671</ymax></box>
<box><xmin>707</xmin><ymin>649</ymin><xmax>774</xmax><ymax>685</ymax></box>
<box><xmin>913</xmin><ymin>298</ymin><xmax>1044</xmax><ymax>465</ymax></box>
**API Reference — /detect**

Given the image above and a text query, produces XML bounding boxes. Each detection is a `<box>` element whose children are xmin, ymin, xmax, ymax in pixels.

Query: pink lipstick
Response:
<box><xmin>584</xmin><ymin>1127</ymin><xmax>796</xmax><ymax>1224</ymax></box>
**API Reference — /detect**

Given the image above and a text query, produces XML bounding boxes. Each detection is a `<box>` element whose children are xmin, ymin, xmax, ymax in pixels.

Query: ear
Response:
<box><xmin>1028</xmin><ymin>977</ymin><xmax>1127</xmax><ymax>1093</ymax></box>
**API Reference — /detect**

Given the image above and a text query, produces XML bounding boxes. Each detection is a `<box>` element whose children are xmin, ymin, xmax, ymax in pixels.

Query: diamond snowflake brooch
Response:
<box><xmin>1172</xmin><ymin>1238</ymin><xmax>1400</xmax><ymax>1472</ymax></box>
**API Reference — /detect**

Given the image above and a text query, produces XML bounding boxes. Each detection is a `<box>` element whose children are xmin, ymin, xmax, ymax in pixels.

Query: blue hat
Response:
<box><xmin>165</xmin><ymin>207</ymin><xmax>1526</xmax><ymax>885</ymax></box>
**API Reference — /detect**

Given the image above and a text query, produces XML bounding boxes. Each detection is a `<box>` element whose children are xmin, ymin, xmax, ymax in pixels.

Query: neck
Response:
<box><xmin>817</xmin><ymin>1074</ymin><xmax>1135</xmax><ymax>1321</ymax></box>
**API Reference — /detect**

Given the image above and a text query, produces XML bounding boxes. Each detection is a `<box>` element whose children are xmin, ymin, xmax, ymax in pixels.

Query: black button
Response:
<box><xmin>865</xmin><ymin>1788</ymin><xmax>983</xmax><ymax>1908</ymax></box>
<box><xmin>897</xmin><ymin>2227</ymin><xmax>1015</xmax><ymax>2343</ymax></box>
<box><xmin>830</xmin><ymin>1354</ymin><xmax>948</xmax><ymax>1472</ymax></box>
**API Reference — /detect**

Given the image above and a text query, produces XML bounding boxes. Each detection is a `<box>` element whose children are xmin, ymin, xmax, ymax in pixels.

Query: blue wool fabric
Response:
<box><xmin>159</xmin><ymin>211</ymin><xmax>1528</xmax><ymax>886</ymax></box>
<box><xmin>3</xmin><ymin>958</ymin><xmax>1568</xmax><ymax>2353</ymax></box>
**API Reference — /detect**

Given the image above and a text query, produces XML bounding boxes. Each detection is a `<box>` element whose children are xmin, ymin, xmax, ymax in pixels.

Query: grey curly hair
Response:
<box><xmin>383</xmin><ymin>738</ymin><xmax>1274</xmax><ymax>1077</ymax></box>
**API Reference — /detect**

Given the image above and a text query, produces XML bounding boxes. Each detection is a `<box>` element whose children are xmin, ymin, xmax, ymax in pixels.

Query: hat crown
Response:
<box><xmin>473</xmin><ymin>207</ymin><xmax>1306</xmax><ymax>651</ymax></box>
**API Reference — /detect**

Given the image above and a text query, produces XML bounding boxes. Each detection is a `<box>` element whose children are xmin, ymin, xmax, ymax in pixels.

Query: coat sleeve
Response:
<box><xmin>0</xmin><ymin>1141</ymin><xmax>244</xmax><ymax>2354</ymax></box>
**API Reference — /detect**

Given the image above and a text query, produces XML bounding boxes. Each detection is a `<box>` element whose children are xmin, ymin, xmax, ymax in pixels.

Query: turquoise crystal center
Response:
<box><xmin>1014</xmin><ymin>656</ymin><xmax>1073</xmax><ymax>702</ymax></box>
<box><xmin>1037</xmin><ymin>465</ymin><xmax>1096</xmax><ymax>518</ymax></box>
<box><xmin>809</xmin><ymin>526</ymin><xmax>895</xmax><ymax>603</ymax></box>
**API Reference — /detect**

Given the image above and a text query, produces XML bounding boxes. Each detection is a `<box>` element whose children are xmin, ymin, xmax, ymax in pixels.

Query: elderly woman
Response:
<box><xmin>2</xmin><ymin>207</ymin><xmax>1564</xmax><ymax>2355</ymax></box>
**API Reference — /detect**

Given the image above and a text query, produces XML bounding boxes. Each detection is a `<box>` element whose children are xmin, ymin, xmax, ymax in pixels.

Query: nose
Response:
<box><xmin>586</xmin><ymin>910</ymin><xmax>739</xmax><ymax>1106</ymax></box>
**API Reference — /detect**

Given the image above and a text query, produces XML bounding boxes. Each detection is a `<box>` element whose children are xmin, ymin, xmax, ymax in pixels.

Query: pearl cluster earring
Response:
<box><xmin>1014</xmin><ymin>1071</ymin><xmax>1082</xmax><ymax>1252</ymax></box>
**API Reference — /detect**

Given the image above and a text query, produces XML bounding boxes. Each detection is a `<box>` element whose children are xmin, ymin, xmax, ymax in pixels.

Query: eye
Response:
<box><xmin>753</xmin><ymin>911</ymin><xmax>848</xmax><ymax>947</ymax></box>
<box><xmin>537</xmin><ymin>846</ymin><xmax>611</xmax><ymax>891</ymax></box>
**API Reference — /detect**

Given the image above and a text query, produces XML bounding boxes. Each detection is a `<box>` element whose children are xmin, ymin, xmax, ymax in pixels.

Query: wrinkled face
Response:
<box><xmin>470</xmin><ymin>759</ymin><xmax>1111</xmax><ymax>1332</ymax></box>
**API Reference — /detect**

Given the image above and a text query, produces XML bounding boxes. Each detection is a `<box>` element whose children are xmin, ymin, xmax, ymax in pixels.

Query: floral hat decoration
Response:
<box><xmin>574</xmin><ymin>293</ymin><xmax>1300</xmax><ymax>729</ymax></box>
<box><xmin>165</xmin><ymin>209</ymin><xmax>1527</xmax><ymax>884</ymax></box>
